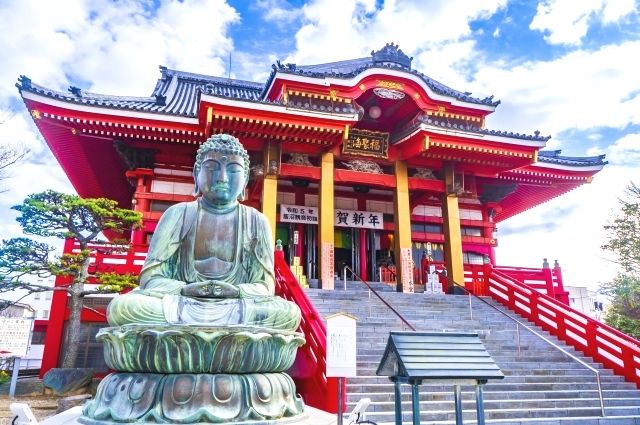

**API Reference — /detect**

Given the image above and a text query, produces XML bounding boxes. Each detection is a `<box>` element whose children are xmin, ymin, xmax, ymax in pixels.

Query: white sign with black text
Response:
<box><xmin>335</xmin><ymin>209</ymin><xmax>383</xmax><ymax>229</ymax></box>
<box><xmin>0</xmin><ymin>318</ymin><xmax>32</xmax><ymax>358</ymax></box>
<box><xmin>326</xmin><ymin>313</ymin><xmax>357</xmax><ymax>377</ymax></box>
<box><xmin>279</xmin><ymin>205</ymin><xmax>318</xmax><ymax>224</ymax></box>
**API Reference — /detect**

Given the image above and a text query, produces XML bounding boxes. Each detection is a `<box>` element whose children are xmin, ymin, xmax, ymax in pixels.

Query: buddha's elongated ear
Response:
<box><xmin>237</xmin><ymin>179</ymin><xmax>248</xmax><ymax>201</ymax></box>
<box><xmin>192</xmin><ymin>168</ymin><xmax>201</xmax><ymax>196</ymax></box>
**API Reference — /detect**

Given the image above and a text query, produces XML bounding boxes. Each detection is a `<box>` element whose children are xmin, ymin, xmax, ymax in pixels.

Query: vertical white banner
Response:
<box><xmin>321</xmin><ymin>242</ymin><xmax>335</xmax><ymax>289</ymax></box>
<box><xmin>400</xmin><ymin>247</ymin><xmax>414</xmax><ymax>293</ymax></box>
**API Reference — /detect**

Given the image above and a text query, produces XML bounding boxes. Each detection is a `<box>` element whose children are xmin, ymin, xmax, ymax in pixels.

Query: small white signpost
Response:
<box><xmin>0</xmin><ymin>318</ymin><xmax>33</xmax><ymax>398</ymax></box>
<box><xmin>326</xmin><ymin>312</ymin><xmax>357</xmax><ymax>425</ymax></box>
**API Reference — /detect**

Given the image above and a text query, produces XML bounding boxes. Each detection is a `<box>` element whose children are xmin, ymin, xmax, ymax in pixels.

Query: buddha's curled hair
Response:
<box><xmin>194</xmin><ymin>134</ymin><xmax>251</xmax><ymax>181</ymax></box>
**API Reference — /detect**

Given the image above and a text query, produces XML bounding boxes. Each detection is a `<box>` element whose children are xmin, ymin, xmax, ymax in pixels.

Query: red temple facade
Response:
<box><xmin>17</xmin><ymin>44</ymin><xmax>605</xmax><ymax>373</ymax></box>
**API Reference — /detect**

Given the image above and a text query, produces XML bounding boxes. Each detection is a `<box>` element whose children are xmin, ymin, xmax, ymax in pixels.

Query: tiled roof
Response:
<box><xmin>16</xmin><ymin>68</ymin><xmax>264</xmax><ymax>118</ymax></box>
<box><xmin>392</xmin><ymin>113</ymin><xmax>549</xmax><ymax>144</ymax></box>
<box><xmin>16</xmin><ymin>67</ymin><xmax>357</xmax><ymax>118</ymax></box>
<box><xmin>17</xmin><ymin>44</ymin><xmax>500</xmax><ymax>117</ymax></box>
<box><xmin>538</xmin><ymin>150</ymin><xmax>607</xmax><ymax>167</ymax></box>
<box><xmin>420</xmin><ymin>114</ymin><xmax>550</xmax><ymax>142</ymax></box>
<box><xmin>264</xmin><ymin>54</ymin><xmax>500</xmax><ymax>107</ymax></box>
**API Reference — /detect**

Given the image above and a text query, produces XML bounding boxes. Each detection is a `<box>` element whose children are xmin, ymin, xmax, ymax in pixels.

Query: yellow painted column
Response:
<box><xmin>318</xmin><ymin>152</ymin><xmax>335</xmax><ymax>290</ymax></box>
<box><xmin>442</xmin><ymin>162</ymin><xmax>464</xmax><ymax>290</ymax></box>
<box><xmin>261</xmin><ymin>143</ymin><xmax>279</xmax><ymax>238</ymax></box>
<box><xmin>393</xmin><ymin>160</ymin><xmax>414</xmax><ymax>293</ymax></box>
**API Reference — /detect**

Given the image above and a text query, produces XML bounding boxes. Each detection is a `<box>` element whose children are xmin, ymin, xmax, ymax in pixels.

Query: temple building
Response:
<box><xmin>17</xmin><ymin>43</ymin><xmax>605</xmax><ymax>371</ymax></box>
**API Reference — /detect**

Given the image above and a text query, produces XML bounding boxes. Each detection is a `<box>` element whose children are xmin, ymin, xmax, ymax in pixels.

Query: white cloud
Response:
<box><xmin>256</xmin><ymin>0</ymin><xmax>303</xmax><ymax>24</ymax></box>
<box><xmin>286</xmin><ymin>0</ymin><xmax>507</xmax><ymax>66</ymax></box>
<box><xmin>0</xmin><ymin>0</ymin><xmax>239</xmax><ymax>99</ymax></box>
<box><xmin>0</xmin><ymin>0</ymin><xmax>240</xmax><ymax>243</ymax></box>
<box><xmin>530</xmin><ymin>0</ymin><xmax>638</xmax><ymax>46</ymax></box>
<box><xmin>475</xmin><ymin>41</ymin><xmax>640</xmax><ymax>136</ymax></box>
<box><xmin>607</xmin><ymin>132</ymin><xmax>640</xmax><ymax>165</ymax></box>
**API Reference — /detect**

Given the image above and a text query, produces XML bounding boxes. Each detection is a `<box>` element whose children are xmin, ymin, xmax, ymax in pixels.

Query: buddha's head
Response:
<box><xmin>193</xmin><ymin>134</ymin><xmax>250</xmax><ymax>209</ymax></box>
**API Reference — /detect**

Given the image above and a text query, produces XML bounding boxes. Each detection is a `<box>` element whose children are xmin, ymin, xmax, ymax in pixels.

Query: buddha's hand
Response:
<box><xmin>181</xmin><ymin>281</ymin><xmax>240</xmax><ymax>298</ymax></box>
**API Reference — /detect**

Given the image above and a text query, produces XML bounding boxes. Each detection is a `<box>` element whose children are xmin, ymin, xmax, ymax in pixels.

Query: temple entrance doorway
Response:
<box><xmin>334</xmin><ymin>228</ymin><xmax>353</xmax><ymax>278</ymax></box>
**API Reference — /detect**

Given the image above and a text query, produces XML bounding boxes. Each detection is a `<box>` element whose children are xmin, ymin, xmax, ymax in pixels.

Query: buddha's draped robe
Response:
<box><xmin>107</xmin><ymin>201</ymin><xmax>301</xmax><ymax>331</ymax></box>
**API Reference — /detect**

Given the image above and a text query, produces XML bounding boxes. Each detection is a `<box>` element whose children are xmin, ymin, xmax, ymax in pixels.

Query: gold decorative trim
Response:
<box><xmin>376</xmin><ymin>80</ymin><xmax>403</xmax><ymax>90</ymax></box>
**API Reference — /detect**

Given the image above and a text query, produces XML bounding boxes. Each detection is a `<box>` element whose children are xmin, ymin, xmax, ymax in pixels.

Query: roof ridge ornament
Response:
<box><xmin>371</xmin><ymin>43</ymin><xmax>413</xmax><ymax>69</ymax></box>
<box><xmin>69</xmin><ymin>86</ymin><xmax>82</xmax><ymax>97</ymax></box>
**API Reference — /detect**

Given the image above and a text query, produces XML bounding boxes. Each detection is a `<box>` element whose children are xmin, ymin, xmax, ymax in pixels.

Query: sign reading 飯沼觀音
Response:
<box><xmin>0</xmin><ymin>318</ymin><xmax>32</xmax><ymax>358</ymax></box>
<box><xmin>279</xmin><ymin>205</ymin><xmax>318</xmax><ymax>224</ymax></box>
<box><xmin>335</xmin><ymin>209</ymin><xmax>383</xmax><ymax>229</ymax></box>
<box><xmin>342</xmin><ymin>129</ymin><xmax>389</xmax><ymax>159</ymax></box>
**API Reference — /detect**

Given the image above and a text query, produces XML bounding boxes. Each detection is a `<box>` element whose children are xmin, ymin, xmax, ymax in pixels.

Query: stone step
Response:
<box><xmin>304</xmin><ymin>291</ymin><xmax>640</xmax><ymax>424</ymax></box>
<box><xmin>347</xmin><ymin>384</ymin><xmax>634</xmax><ymax>395</ymax></box>
<box><xmin>356</xmin><ymin>405</ymin><xmax>640</xmax><ymax>422</ymax></box>
<box><xmin>345</xmin><ymin>398</ymin><xmax>640</xmax><ymax>412</ymax></box>
<box><xmin>346</xmin><ymin>389</ymin><xmax>640</xmax><ymax>402</ymax></box>
<box><xmin>371</xmin><ymin>415</ymin><xmax>640</xmax><ymax>425</ymax></box>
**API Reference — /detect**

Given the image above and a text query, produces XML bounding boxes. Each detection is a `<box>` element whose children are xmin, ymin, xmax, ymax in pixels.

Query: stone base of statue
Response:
<box><xmin>80</xmin><ymin>325</ymin><xmax>306</xmax><ymax>424</ymax></box>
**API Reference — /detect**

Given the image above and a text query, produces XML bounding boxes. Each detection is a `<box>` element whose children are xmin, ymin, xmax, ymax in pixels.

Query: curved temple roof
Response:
<box><xmin>538</xmin><ymin>150</ymin><xmax>607</xmax><ymax>167</ymax></box>
<box><xmin>16</xmin><ymin>43</ymin><xmax>501</xmax><ymax>121</ymax></box>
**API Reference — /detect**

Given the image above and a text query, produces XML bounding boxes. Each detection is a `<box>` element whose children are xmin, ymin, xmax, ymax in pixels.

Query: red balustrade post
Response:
<box><xmin>553</xmin><ymin>260</ymin><xmax>570</xmax><ymax>305</ymax></box>
<box><xmin>482</xmin><ymin>256</ymin><xmax>492</xmax><ymax>296</ymax></box>
<box><xmin>542</xmin><ymin>258</ymin><xmax>556</xmax><ymax>299</ymax></box>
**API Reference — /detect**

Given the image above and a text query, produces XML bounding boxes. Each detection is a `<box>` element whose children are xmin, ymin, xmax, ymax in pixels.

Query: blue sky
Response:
<box><xmin>0</xmin><ymin>0</ymin><xmax>639</xmax><ymax>291</ymax></box>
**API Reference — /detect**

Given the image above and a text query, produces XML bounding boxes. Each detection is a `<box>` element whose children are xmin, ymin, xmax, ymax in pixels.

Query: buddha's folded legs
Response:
<box><xmin>107</xmin><ymin>290</ymin><xmax>166</xmax><ymax>326</ymax></box>
<box><xmin>107</xmin><ymin>290</ymin><xmax>302</xmax><ymax>331</ymax></box>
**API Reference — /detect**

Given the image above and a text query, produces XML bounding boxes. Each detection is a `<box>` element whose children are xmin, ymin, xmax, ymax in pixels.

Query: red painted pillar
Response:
<box><xmin>129</xmin><ymin>169</ymin><xmax>153</xmax><ymax>246</ymax></box>
<box><xmin>40</xmin><ymin>238</ymin><xmax>74</xmax><ymax>376</ymax></box>
<box><xmin>359</xmin><ymin>229</ymin><xmax>368</xmax><ymax>281</ymax></box>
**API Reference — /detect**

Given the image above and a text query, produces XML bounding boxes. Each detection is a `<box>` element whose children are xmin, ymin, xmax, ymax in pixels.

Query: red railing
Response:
<box><xmin>274</xmin><ymin>249</ymin><xmax>341</xmax><ymax>413</ymax></box>
<box><xmin>470</xmin><ymin>264</ymin><xmax>640</xmax><ymax>387</ymax></box>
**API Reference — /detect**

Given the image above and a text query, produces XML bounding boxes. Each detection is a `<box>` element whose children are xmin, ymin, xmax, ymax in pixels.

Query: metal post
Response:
<box><xmin>337</xmin><ymin>377</ymin><xmax>344</xmax><ymax>425</ymax></box>
<box><xmin>475</xmin><ymin>383</ymin><xmax>485</xmax><ymax>425</ymax></box>
<box><xmin>394</xmin><ymin>380</ymin><xmax>402</xmax><ymax>425</ymax></box>
<box><xmin>516</xmin><ymin>323</ymin><xmax>521</xmax><ymax>355</ymax></box>
<box><xmin>454</xmin><ymin>384</ymin><xmax>463</xmax><ymax>425</ymax></box>
<box><xmin>411</xmin><ymin>383</ymin><xmax>421</xmax><ymax>425</ymax></box>
<box><xmin>596</xmin><ymin>372</ymin><xmax>605</xmax><ymax>416</ymax></box>
<box><xmin>9</xmin><ymin>357</ymin><xmax>20</xmax><ymax>399</ymax></box>
<box><xmin>343</xmin><ymin>267</ymin><xmax>347</xmax><ymax>290</ymax></box>
<box><xmin>468</xmin><ymin>291</ymin><xmax>473</xmax><ymax>320</ymax></box>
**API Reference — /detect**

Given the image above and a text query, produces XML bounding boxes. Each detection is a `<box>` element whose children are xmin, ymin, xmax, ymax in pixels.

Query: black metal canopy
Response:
<box><xmin>377</xmin><ymin>331</ymin><xmax>504</xmax><ymax>383</ymax></box>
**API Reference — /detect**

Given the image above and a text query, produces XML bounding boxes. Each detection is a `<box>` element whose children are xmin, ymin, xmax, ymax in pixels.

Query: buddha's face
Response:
<box><xmin>196</xmin><ymin>152</ymin><xmax>246</xmax><ymax>208</ymax></box>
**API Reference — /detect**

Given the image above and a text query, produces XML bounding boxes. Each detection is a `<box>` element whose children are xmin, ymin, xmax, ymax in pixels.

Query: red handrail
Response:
<box><xmin>481</xmin><ymin>265</ymin><xmax>640</xmax><ymax>387</ymax></box>
<box><xmin>273</xmin><ymin>250</ymin><xmax>341</xmax><ymax>413</ymax></box>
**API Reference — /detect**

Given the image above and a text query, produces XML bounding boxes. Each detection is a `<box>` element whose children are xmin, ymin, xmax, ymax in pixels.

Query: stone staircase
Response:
<box><xmin>304</xmin><ymin>283</ymin><xmax>640</xmax><ymax>424</ymax></box>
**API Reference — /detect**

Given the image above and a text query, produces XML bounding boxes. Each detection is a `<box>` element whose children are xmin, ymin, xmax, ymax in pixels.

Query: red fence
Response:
<box><xmin>274</xmin><ymin>249</ymin><xmax>341</xmax><ymax>413</ymax></box>
<box><xmin>468</xmin><ymin>264</ymin><xmax>640</xmax><ymax>387</ymax></box>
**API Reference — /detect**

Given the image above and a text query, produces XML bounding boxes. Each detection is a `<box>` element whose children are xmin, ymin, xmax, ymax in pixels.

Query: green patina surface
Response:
<box><xmin>81</xmin><ymin>135</ymin><xmax>306</xmax><ymax>424</ymax></box>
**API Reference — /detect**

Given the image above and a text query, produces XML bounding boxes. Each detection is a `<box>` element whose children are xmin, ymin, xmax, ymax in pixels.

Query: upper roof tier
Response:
<box><xmin>266</xmin><ymin>43</ymin><xmax>500</xmax><ymax>107</ymax></box>
<box><xmin>16</xmin><ymin>43</ymin><xmax>501</xmax><ymax>122</ymax></box>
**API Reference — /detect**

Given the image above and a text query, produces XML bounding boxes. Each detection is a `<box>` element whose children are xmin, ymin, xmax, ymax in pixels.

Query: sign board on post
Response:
<box><xmin>0</xmin><ymin>318</ymin><xmax>32</xmax><ymax>358</ymax></box>
<box><xmin>326</xmin><ymin>312</ymin><xmax>358</xmax><ymax>378</ymax></box>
